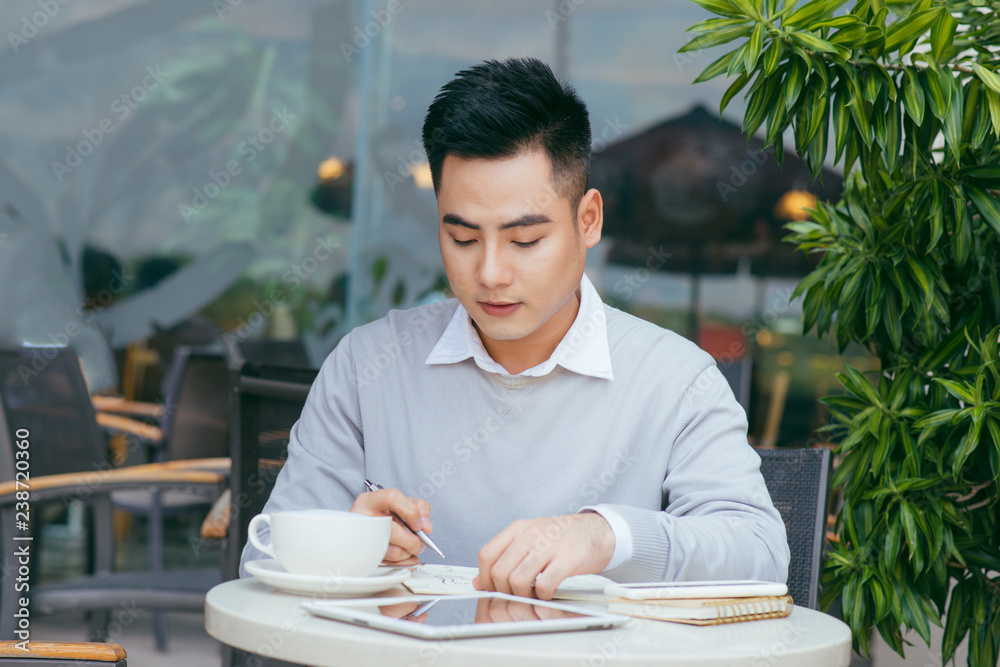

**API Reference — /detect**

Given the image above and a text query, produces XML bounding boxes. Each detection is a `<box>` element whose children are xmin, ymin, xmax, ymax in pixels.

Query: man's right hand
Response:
<box><xmin>351</xmin><ymin>487</ymin><xmax>432</xmax><ymax>567</ymax></box>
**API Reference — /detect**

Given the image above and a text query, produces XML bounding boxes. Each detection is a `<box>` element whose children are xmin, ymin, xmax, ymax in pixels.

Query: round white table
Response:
<box><xmin>206</xmin><ymin>579</ymin><xmax>852</xmax><ymax>667</ymax></box>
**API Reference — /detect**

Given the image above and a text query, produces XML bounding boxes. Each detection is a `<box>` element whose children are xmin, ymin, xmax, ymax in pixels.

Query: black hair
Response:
<box><xmin>422</xmin><ymin>58</ymin><xmax>591</xmax><ymax>209</ymax></box>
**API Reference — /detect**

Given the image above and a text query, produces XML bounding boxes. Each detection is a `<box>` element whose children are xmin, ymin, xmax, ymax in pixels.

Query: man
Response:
<box><xmin>241</xmin><ymin>58</ymin><xmax>789</xmax><ymax>600</ymax></box>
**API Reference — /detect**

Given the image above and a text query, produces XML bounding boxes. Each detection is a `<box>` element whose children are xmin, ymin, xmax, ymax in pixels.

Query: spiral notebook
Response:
<box><xmin>608</xmin><ymin>594</ymin><xmax>794</xmax><ymax>625</ymax></box>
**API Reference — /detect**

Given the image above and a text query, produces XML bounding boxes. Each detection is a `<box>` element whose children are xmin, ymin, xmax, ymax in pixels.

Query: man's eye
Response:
<box><xmin>452</xmin><ymin>238</ymin><xmax>476</xmax><ymax>247</ymax></box>
<box><xmin>514</xmin><ymin>240</ymin><xmax>540</xmax><ymax>248</ymax></box>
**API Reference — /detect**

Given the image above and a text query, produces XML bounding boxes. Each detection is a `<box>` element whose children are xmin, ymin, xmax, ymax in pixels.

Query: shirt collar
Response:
<box><xmin>426</xmin><ymin>273</ymin><xmax>613</xmax><ymax>380</ymax></box>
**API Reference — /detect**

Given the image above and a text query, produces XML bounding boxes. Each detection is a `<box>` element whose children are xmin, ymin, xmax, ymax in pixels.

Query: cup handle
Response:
<box><xmin>247</xmin><ymin>513</ymin><xmax>276</xmax><ymax>559</ymax></box>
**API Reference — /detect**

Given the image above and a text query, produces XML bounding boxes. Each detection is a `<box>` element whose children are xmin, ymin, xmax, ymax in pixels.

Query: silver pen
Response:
<box><xmin>363</xmin><ymin>479</ymin><xmax>445</xmax><ymax>558</ymax></box>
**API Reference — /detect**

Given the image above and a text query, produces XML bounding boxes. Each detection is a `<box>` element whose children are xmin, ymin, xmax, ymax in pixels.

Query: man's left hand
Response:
<box><xmin>472</xmin><ymin>513</ymin><xmax>614</xmax><ymax>600</ymax></box>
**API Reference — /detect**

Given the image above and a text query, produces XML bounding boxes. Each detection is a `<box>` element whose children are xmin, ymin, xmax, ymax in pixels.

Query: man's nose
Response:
<box><xmin>477</xmin><ymin>243</ymin><xmax>513</xmax><ymax>288</ymax></box>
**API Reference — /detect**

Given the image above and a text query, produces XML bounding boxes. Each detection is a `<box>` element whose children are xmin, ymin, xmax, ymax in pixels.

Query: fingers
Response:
<box><xmin>477</xmin><ymin>524</ymin><xmax>517</xmax><ymax>594</ymax></box>
<box><xmin>352</xmin><ymin>487</ymin><xmax>431</xmax><ymax>530</ymax></box>
<box><xmin>478</xmin><ymin>521</ymin><xmax>551</xmax><ymax>598</ymax></box>
<box><xmin>351</xmin><ymin>487</ymin><xmax>432</xmax><ymax>562</ymax></box>
<box><xmin>477</xmin><ymin>515</ymin><xmax>615</xmax><ymax>600</ymax></box>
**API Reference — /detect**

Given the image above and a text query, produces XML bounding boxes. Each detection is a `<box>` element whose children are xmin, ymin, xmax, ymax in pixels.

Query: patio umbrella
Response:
<box><xmin>589</xmin><ymin>104</ymin><xmax>843</xmax><ymax>334</ymax></box>
<box><xmin>591</xmin><ymin>104</ymin><xmax>842</xmax><ymax>275</ymax></box>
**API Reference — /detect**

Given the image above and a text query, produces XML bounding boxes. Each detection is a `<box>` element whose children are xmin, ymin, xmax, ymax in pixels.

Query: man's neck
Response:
<box><xmin>475</xmin><ymin>292</ymin><xmax>581</xmax><ymax>375</ymax></box>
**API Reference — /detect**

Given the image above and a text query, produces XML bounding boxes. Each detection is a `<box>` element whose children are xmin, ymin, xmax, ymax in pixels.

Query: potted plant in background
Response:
<box><xmin>683</xmin><ymin>0</ymin><xmax>1000</xmax><ymax>664</ymax></box>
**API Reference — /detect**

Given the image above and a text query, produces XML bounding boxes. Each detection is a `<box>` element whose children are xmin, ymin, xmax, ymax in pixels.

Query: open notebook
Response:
<box><xmin>404</xmin><ymin>564</ymin><xmax>615</xmax><ymax>602</ymax></box>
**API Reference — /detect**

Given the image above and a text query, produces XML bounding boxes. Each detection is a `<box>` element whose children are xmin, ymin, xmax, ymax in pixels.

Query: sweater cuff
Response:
<box><xmin>594</xmin><ymin>503</ymin><xmax>671</xmax><ymax>582</ymax></box>
<box><xmin>578</xmin><ymin>506</ymin><xmax>633</xmax><ymax>571</ymax></box>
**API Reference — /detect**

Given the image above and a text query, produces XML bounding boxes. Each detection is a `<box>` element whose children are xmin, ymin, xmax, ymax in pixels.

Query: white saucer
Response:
<box><xmin>245</xmin><ymin>559</ymin><xmax>410</xmax><ymax>597</ymax></box>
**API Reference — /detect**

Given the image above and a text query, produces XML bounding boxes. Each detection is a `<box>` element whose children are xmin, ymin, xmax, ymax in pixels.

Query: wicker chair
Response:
<box><xmin>757</xmin><ymin>446</ymin><xmax>832</xmax><ymax>609</ymax></box>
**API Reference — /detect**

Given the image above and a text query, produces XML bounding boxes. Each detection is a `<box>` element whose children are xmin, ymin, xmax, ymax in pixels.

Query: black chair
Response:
<box><xmin>235</xmin><ymin>339</ymin><xmax>311</xmax><ymax>370</ymax></box>
<box><xmin>757</xmin><ymin>447</ymin><xmax>831</xmax><ymax>610</ymax></box>
<box><xmin>211</xmin><ymin>344</ymin><xmax>316</xmax><ymax>667</ymax></box>
<box><xmin>0</xmin><ymin>641</ymin><xmax>127</xmax><ymax>666</ymax></box>
<box><xmin>223</xmin><ymin>351</ymin><xmax>317</xmax><ymax>582</ymax></box>
<box><xmin>0</xmin><ymin>346</ymin><xmax>225</xmax><ymax>643</ymax></box>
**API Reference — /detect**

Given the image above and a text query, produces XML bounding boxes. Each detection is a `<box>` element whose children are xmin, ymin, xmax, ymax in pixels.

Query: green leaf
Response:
<box><xmin>942</xmin><ymin>580</ymin><xmax>970</xmax><ymax>665</ymax></box>
<box><xmin>829</xmin><ymin>24</ymin><xmax>867</xmax><ymax>46</ymax></box>
<box><xmin>784</xmin><ymin>55</ymin><xmax>808</xmax><ymax>110</ymax></box>
<box><xmin>986</xmin><ymin>417</ymin><xmax>1000</xmax><ymax>483</ymax></box>
<box><xmin>987</xmin><ymin>88</ymin><xmax>1000</xmax><ymax>138</ymax></box>
<box><xmin>943</xmin><ymin>81</ymin><xmax>964</xmax><ymax>163</ymax></box>
<box><xmin>902</xmin><ymin>68</ymin><xmax>925</xmax><ymax>126</ymax></box>
<box><xmin>802</xmin><ymin>79</ymin><xmax>828</xmax><ymax>147</ymax></box>
<box><xmin>862</xmin><ymin>68</ymin><xmax>883</xmax><ymax>104</ymax></box>
<box><xmin>951</xmin><ymin>413</ymin><xmax>984</xmax><ymax>471</ymax></box>
<box><xmin>744</xmin><ymin>22</ymin><xmax>766</xmax><ymax>72</ymax></box>
<box><xmin>900</xmin><ymin>502</ymin><xmax>921</xmax><ymax>566</ymax></box>
<box><xmin>972</xmin><ymin>62</ymin><xmax>1000</xmax><ymax>94</ymax></box>
<box><xmin>688</xmin><ymin>0</ymin><xmax>746</xmax><ymax>18</ymax></box>
<box><xmin>744</xmin><ymin>73</ymin><xmax>781</xmax><ymax>138</ymax></box>
<box><xmin>881</xmin><ymin>518</ymin><xmax>901</xmax><ymax>571</ymax></box>
<box><xmin>782</xmin><ymin>0</ymin><xmax>847</xmax><ymax>28</ymax></box>
<box><xmin>679</xmin><ymin>26</ymin><xmax>753</xmax><ymax>52</ymax></box>
<box><xmin>841</xmin><ymin>365</ymin><xmax>882</xmax><ymax>406</ymax></box>
<box><xmin>904</xmin><ymin>256</ymin><xmax>933</xmax><ymax>306</ymax></box>
<box><xmin>884</xmin><ymin>7</ymin><xmax>943</xmax><ymax>53</ymax></box>
<box><xmin>784</xmin><ymin>0</ymin><xmax>850</xmax><ymax>28</ymax></box>
<box><xmin>914</xmin><ymin>409</ymin><xmax>961</xmax><ymax>429</ymax></box>
<box><xmin>882</xmin><ymin>287</ymin><xmax>902</xmax><ymax>349</ymax></box>
<box><xmin>923</xmin><ymin>66</ymin><xmax>951</xmax><ymax>121</ymax></box>
<box><xmin>967</xmin><ymin>185</ymin><xmax>1000</xmax><ymax>235</ymax></box>
<box><xmin>762</xmin><ymin>39</ymin><xmax>784</xmax><ymax>76</ymax></box>
<box><xmin>719</xmin><ymin>71</ymin><xmax>752</xmax><ymax>115</ymax></box>
<box><xmin>927</xmin><ymin>180</ymin><xmax>944</xmax><ymax>252</ymax></box>
<box><xmin>934</xmin><ymin>378</ymin><xmax>976</xmax><ymax>404</ymax></box>
<box><xmin>687</xmin><ymin>16</ymin><xmax>752</xmax><ymax>33</ymax></box>
<box><xmin>929</xmin><ymin>11</ymin><xmax>957</xmax><ymax>60</ymax></box>
<box><xmin>693</xmin><ymin>50</ymin><xmax>739</xmax><ymax>84</ymax></box>
<box><xmin>790</xmin><ymin>31</ymin><xmax>839</xmax><ymax>54</ymax></box>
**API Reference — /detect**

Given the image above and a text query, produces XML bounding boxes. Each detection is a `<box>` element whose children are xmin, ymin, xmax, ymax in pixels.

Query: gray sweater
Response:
<box><xmin>240</xmin><ymin>298</ymin><xmax>790</xmax><ymax>584</ymax></box>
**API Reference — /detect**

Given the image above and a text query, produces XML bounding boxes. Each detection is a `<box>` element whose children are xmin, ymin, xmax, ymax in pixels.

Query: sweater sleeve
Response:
<box><xmin>238</xmin><ymin>334</ymin><xmax>365</xmax><ymax>577</ymax></box>
<box><xmin>597</xmin><ymin>365</ymin><xmax>790</xmax><ymax>584</ymax></box>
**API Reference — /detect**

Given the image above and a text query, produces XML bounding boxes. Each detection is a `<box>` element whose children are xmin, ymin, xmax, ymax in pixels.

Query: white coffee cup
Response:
<box><xmin>247</xmin><ymin>509</ymin><xmax>391</xmax><ymax>577</ymax></box>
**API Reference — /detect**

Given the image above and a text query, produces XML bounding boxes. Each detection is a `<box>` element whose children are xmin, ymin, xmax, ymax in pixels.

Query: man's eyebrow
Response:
<box><xmin>441</xmin><ymin>213</ymin><xmax>553</xmax><ymax>230</ymax></box>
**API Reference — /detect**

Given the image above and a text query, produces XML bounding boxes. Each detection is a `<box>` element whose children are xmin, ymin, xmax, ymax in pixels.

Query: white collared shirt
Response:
<box><xmin>426</xmin><ymin>273</ymin><xmax>614</xmax><ymax>380</ymax></box>
<box><xmin>425</xmin><ymin>272</ymin><xmax>632</xmax><ymax>571</ymax></box>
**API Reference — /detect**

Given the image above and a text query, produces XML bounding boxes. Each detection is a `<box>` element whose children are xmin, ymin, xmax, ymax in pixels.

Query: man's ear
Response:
<box><xmin>578</xmin><ymin>188</ymin><xmax>603</xmax><ymax>249</ymax></box>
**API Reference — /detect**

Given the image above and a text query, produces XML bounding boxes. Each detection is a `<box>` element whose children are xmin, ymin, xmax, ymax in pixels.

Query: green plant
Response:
<box><xmin>683</xmin><ymin>0</ymin><xmax>1000</xmax><ymax>664</ymax></box>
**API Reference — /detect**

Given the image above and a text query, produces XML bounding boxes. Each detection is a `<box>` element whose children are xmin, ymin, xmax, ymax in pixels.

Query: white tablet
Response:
<box><xmin>604</xmin><ymin>579</ymin><xmax>788</xmax><ymax>600</ymax></box>
<box><xmin>301</xmin><ymin>592</ymin><xmax>628</xmax><ymax>639</ymax></box>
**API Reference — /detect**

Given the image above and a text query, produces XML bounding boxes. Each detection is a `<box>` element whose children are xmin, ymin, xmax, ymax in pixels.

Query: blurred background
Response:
<box><xmin>0</xmin><ymin>0</ymin><xmax>892</xmax><ymax>662</ymax></box>
<box><xmin>0</xmin><ymin>0</ymin><xmax>871</xmax><ymax>449</ymax></box>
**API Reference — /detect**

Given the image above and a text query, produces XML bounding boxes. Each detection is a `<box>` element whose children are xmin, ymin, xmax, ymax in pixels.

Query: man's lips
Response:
<box><xmin>479</xmin><ymin>301</ymin><xmax>521</xmax><ymax>316</ymax></box>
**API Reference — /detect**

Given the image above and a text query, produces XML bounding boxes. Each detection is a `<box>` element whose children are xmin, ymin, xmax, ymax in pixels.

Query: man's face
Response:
<box><xmin>437</xmin><ymin>149</ymin><xmax>601</xmax><ymax>348</ymax></box>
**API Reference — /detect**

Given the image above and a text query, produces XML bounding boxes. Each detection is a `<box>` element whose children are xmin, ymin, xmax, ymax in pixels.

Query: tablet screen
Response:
<box><xmin>303</xmin><ymin>593</ymin><xmax>626</xmax><ymax>639</ymax></box>
<box><xmin>377</xmin><ymin>596</ymin><xmax>590</xmax><ymax>626</ymax></box>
